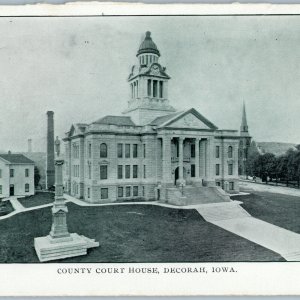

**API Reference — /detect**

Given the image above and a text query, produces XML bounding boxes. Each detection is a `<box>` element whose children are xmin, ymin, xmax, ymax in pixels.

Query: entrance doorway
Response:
<box><xmin>174</xmin><ymin>167</ymin><xmax>187</xmax><ymax>185</ymax></box>
<box><xmin>174</xmin><ymin>167</ymin><xmax>179</xmax><ymax>185</ymax></box>
<box><xmin>10</xmin><ymin>184</ymin><xmax>14</xmax><ymax>196</ymax></box>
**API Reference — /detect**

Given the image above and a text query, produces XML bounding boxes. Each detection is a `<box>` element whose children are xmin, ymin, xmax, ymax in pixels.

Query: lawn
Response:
<box><xmin>232</xmin><ymin>191</ymin><xmax>300</xmax><ymax>234</ymax></box>
<box><xmin>0</xmin><ymin>200</ymin><xmax>14</xmax><ymax>216</ymax></box>
<box><xmin>0</xmin><ymin>202</ymin><xmax>283</xmax><ymax>263</ymax></box>
<box><xmin>18</xmin><ymin>192</ymin><xmax>54</xmax><ymax>208</ymax></box>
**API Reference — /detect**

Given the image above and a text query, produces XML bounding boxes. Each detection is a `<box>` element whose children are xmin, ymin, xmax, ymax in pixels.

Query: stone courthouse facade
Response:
<box><xmin>63</xmin><ymin>32</ymin><xmax>240</xmax><ymax>204</ymax></box>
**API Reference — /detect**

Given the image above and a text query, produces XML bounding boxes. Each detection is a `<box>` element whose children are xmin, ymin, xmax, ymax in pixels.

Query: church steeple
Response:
<box><xmin>240</xmin><ymin>101</ymin><xmax>249</xmax><ymax>135</ymax></box>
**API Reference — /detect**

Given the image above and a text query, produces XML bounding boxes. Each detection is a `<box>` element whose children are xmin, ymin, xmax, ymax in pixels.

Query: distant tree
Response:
<box><xmin>34</xmin><ymin>166</ymin><xmax>41</xmax><ymax>187</ymax></box>
<box><xmin>246</xmin><ymin>141</ymin><xmax>261</xmax><ymax>177</ymax></box>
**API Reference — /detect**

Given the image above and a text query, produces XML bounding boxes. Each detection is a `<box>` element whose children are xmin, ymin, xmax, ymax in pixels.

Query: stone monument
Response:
<box><xmin>34</xmin><ymin>136</ymin><xmax>99</xmax><ymax>262</ymax></box>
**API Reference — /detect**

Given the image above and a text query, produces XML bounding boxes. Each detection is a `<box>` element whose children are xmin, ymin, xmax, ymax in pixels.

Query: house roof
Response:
<box><xmin>149</xmin><ymin>112</ymin><xmax>183</xmax><ymax>126</ymax></box>
<box><xmin>0</xmin><ymin>154</ymin><xmax>35</xmax><ymax>164</ymax></box>
<box><xmin>93</xmin><ymin>115</ymin><xmax>136</xmax><ymax>126</ymax></box>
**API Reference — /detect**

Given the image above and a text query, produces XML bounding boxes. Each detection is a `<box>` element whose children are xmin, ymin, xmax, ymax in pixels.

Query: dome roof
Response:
<box><xmin>137</xmin><ymin>31</ymin><xmax>160</xmax><ymax>57</ymax></box>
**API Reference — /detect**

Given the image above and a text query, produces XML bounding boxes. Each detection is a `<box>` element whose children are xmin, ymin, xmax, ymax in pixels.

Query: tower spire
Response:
<box><xmin>240</xmin><ymin>101</ymin><xmax>249</xmax><ymax>134</ymax></box>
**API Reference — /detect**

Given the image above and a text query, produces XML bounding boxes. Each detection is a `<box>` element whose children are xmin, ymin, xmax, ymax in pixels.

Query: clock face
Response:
<box><xmin>151</xmin><ymin>65</ymin><xmax>159</xmax><ymax>75</ymax></box>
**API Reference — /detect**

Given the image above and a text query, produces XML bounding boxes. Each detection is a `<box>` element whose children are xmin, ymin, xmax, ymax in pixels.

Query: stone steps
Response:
<box><xmin>165</xmin><ymin>186</ymin><xmax>230</xmax><ymax>206</ymax></box>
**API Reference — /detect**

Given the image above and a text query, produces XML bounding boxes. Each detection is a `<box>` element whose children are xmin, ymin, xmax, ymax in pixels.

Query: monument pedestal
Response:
<box><xmin>34</xmin><ymin>233</ymin><xmax>99</xmax><ymax>262</ymax></box>
<box><xmin>34</xmin><ymin>149</ymin><xmax>99</xmax><ymax>262</ymax></box>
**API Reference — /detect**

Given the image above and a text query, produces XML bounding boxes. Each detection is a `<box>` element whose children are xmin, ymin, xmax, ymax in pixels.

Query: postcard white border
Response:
<box><xmin>0</xmin><ymin>2</ymin><xmax>300</xmax><ymax>296</ymax></box>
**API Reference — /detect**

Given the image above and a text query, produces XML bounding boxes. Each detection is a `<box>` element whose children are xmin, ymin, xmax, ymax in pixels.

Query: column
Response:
<box><xmin>178</xmin><ymin>137</ymin><xmax>184</xmax><ymax>182</ymax></box>
<box><xmin>50</xmin><ymin>159</ymin><xmax>70</xmax><ymax>239</ymax></box>
<box><xmin>205</xmin><ymin>137</ymin><xmax>216</xmax><ymax>187</ymax></box>
<box><xmin>195</xmin><ymin>138</ymin><xmax>200</xmax><ymax>178</ymax></box>
<box><xmin>162</xmin><ymin>136</ymin><xmax>172</xmax><ymax>183</ymax></box>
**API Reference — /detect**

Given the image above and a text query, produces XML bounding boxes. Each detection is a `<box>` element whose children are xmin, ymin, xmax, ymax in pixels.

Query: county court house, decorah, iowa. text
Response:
<box><xmin>63</xmin><ymin>31</ymin><xmax>250</xmax><ymax>205</ymax></box>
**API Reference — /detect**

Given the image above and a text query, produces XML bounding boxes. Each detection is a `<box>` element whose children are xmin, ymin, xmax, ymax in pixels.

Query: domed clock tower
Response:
<box><xmin>123</xmin><ymin>31</ymin><xmax>176</xmax><ymax>125</ymax></box>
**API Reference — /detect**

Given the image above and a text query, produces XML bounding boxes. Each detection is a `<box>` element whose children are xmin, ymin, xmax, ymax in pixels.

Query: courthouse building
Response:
<box><xmin>63</xmin><ymin>31</ymin><xmax>241</xmax><ymax>204</ymax></box>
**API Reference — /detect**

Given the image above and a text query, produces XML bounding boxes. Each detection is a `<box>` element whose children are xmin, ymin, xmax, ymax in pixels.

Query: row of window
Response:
<box><xmin>5</xmin><ymin>169</ymin><xmax>30</xmax><ymax>178</ymax></box>
<box><xmin>215</xmin><ymin>146</ymin><xmax>233</xmax><ymax>159</ymax></box>
<box><xmin>216</xmin><ymin>164</ymin><xmax>234</xmax><ymax>176</ymax></box>
<box><xmin>147</xmin><ymin>79</ymin><xmax>164</xmax><ymax>98</ymax></box>
<box><xmin>139</xmin><ymin>54</ymin><xmax>158</xmax><ymax>66</ymax></box>
<box><xmin>80</xmin><ymin>143</ymin><xmax>146</xmax><ymax>160</ymax></box>
<box><xmin>86</xmin><ymin>164</ymin><xmax>146</xmax><ymax>180</ymax></box>
<box><xmin>0</xmin><ymin>184</ymin><xmax>30</xmax><ymax>194</ymax></box>
<box><xmin>131</xmin><ymin>80</ymin><xmax>139</xmax><ymax>99</ymax></box>
<box><xmin>86</xmin><ymin>185</ymin><xmax>145</xmax><ymax>200</ymax></box>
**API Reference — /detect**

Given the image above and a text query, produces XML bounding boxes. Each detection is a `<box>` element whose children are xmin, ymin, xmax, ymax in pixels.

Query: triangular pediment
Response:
<box><xmin>159</xmin><ymin>109</ymin><xmax>218</xmax><ymax>130</ymax></box>
<box><xmin>68</xmin><ymin>124</ymin><xmax>87</xmax><ymax>137</ymax></box>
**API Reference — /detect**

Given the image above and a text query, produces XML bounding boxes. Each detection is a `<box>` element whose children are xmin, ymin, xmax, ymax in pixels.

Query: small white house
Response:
<box><xmin>0</xmin><ymin>153</ymin><xmax>35</xmax><ymax>198</ymax></box>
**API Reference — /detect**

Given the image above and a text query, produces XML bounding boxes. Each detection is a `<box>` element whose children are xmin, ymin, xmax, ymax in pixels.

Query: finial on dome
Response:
<box><xmin>146</xmin><ymin>31</ymin><xmax>151</xmax><ymax>38</ymax></box>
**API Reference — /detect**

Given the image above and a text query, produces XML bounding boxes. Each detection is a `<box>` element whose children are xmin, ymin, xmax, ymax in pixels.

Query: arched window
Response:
<box><xmin>100</xmin><ymin>143</ymin><xmax>107</xmax><ymax>158</ymax></box>
<box><xmin>228</xmin><ymin>146</ymin><xmax>233</xmax><ymax>158</ymax></box>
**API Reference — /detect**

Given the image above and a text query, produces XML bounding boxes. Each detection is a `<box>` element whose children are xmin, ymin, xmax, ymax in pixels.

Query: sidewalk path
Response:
<box><xmin>195</xmin><ymin>202</ymin><xmax>300</xmax><ymax>261</ymax></box>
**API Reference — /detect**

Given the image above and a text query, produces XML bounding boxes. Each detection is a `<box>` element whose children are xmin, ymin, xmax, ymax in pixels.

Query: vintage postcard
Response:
<box><xmin>0</xmin><ymin>2</ymin><xmax>300</xmax><ymax>296</ymax></box>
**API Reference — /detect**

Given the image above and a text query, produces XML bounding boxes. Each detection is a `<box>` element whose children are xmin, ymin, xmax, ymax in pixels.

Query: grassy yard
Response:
<box><xmin>0</xmin><ymin>200</ymin><xmax>14</xmax><ymax>216</ymax></box>
<box><xmin>18</xmin><ymin>192</ymin><xmax>54</xmax><ymax>208</ymax></box>
<box><xmin>0</xmin><ymin>202</ymin><xmax>283</xmax><ymax>263</ymax></box>
<box><xmin>232</xmin><ymin>191</ymin><xmax>300</xmax><ymax>234</ymax></box>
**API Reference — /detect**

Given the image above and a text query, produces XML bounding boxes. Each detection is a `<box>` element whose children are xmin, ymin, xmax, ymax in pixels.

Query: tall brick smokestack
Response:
<box><xmin>28</xmin><ymin>139</ymin><xmax>32</xmax><ymax>153</ymax></box>
<box><xmin>46</xmin><ymin>111</ymin><xmax>55</xmax><ymax>189</ymax></box>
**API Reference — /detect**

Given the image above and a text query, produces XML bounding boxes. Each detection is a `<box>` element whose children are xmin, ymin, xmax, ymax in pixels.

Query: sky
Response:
<box><xmin>0</xmin><ymin>15</ymin><xmax>300</xmax><ymax>152</ymax></box>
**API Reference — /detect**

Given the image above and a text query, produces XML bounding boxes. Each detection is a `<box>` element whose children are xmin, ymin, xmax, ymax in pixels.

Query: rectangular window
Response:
<box><xmin>133</xmin><ymin>144</ymin><xmax>138</xmax><ymax>158</ymax></box>
<box><xmin>88</xmin><ymin>164</ymin><xmax>91</xmax><ymax>179</ymax></box>
<box><xmin>216</xmin><ymin>146</ymin><xmax>220</xmax><ymax>158</ymax></box>
<box><xmin>133</xmin><ymin>165</ymin><xmax>138</xmax><ymax>178</ymax></box>
<box><xmin>125</xmin><ymin>144</ymin><xmax>130</xmax><ymax>158</ymax></box>
<box><xmin>216</xmin><ymin>164</ymin><xmax>220</xmax><ymax>176</ymax></box>
<box><xmin>228</xmin><ymin>164</ymin><xmax>233</xmax><ymax>175</ymax></box>
<box><xmin>25</xmin><ymin>184</ymin><xmax>29</xmax><ymax>192</ymax></box>
<box><xmin>143</xmin><ymin>144</ymin><xmax>146</xmax><ymax>158</ymax></box>
<box><xmin>126</xmin><ymin>186</ymin><xmax>131</xmax><ymax>197</ymax></box>
<box><xmin>88</xmin><ymin>143</ymin><xmax>92</xmax><ymax>158</ymax></box>
<box><xmin>216</xmin><ymin>181</ymin><xmax>221</xmax><ymax>187</ymax></box>
<box><xmin>142</xmin><ymin>186</ymin><xmax>145</xmax><ymax>197</ymax></box>
<box><xmin>147</xmin><ymin>79</ymin><xmax>151</xmax><ymax>96</ymax></box>
<box><xmin>125</xmin><ymin>165</ymin><xmax>130</xmax><ymax>179</ymax></box>
<box><xmin>117</xmin><ymin>165</ymin><xmax>123</xmax><ymax>179</ymax></box>
<box><xmin>191</xmin><ymin>144</ymin><xmax>195</xmax><ymax>158</ymax></box>
<box><xmin>153</xmin><ymin>80</ymin><xmax>158</xmax><ymax>97</ymax></box>
<box><xmin>133</xmin><ymin>186</ymin><xmax>138</xmax><ymax>197</ymax></box>
<box><xmin>100</xmin><ymin>165</ymin><xmax>108</xmax><ymax>180</ymax></box>
<box><xmin>0</xmin><ymin>185</ymin><xmax>2</xmax><ymax>194</ymax></box>
<box><xmin>101</xmin><ymin>188</ymin><xmax>108</xmax><ymax>199</ymax></box>
<box><xmin>159</xmin><ymin>81</ymin><xmax>163</xmax><ymax>98</ymax></box>
<box><xmin>10</xmin><ymin>169</ymin><xmax>14</xmax><ymax>178</ymax></box>
<box><xmin>143</xmin><ymin>165</ymin><xmax>146</xmax><ymax>178</ymax></box>
<box><xmin>0</xmin><ymin>169</ymin><xmax>2</xmax><ymax>178</ymax></box>
<box><xmin>191</xmin><ymin>164</ymin><xmax>195</xmax><ymax>177</ymax></box>
<box><xmin>229</xmin><ymin>182</ymin><xmax>234</xmax><ymax>190</ymax></box>
<box><xmin>87</xmin><ymin>188</ymin><xmax>90</xmax><ymax>198</ymax></box>
<box><xmin>117</xmin><ymin>143</ymin><xmax>123</xmax><ymax>158</ymax></box>
<box><xmin>118</xmin><ymin>187</ymin><xmax>123</xmax><ymax>198</ymax></box>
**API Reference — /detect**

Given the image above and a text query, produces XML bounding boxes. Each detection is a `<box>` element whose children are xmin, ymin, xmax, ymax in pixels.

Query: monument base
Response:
<box><xmin>34</xmin><ymin>233</ymin><xmax>99</xmax><ymax>262</ymax></box>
